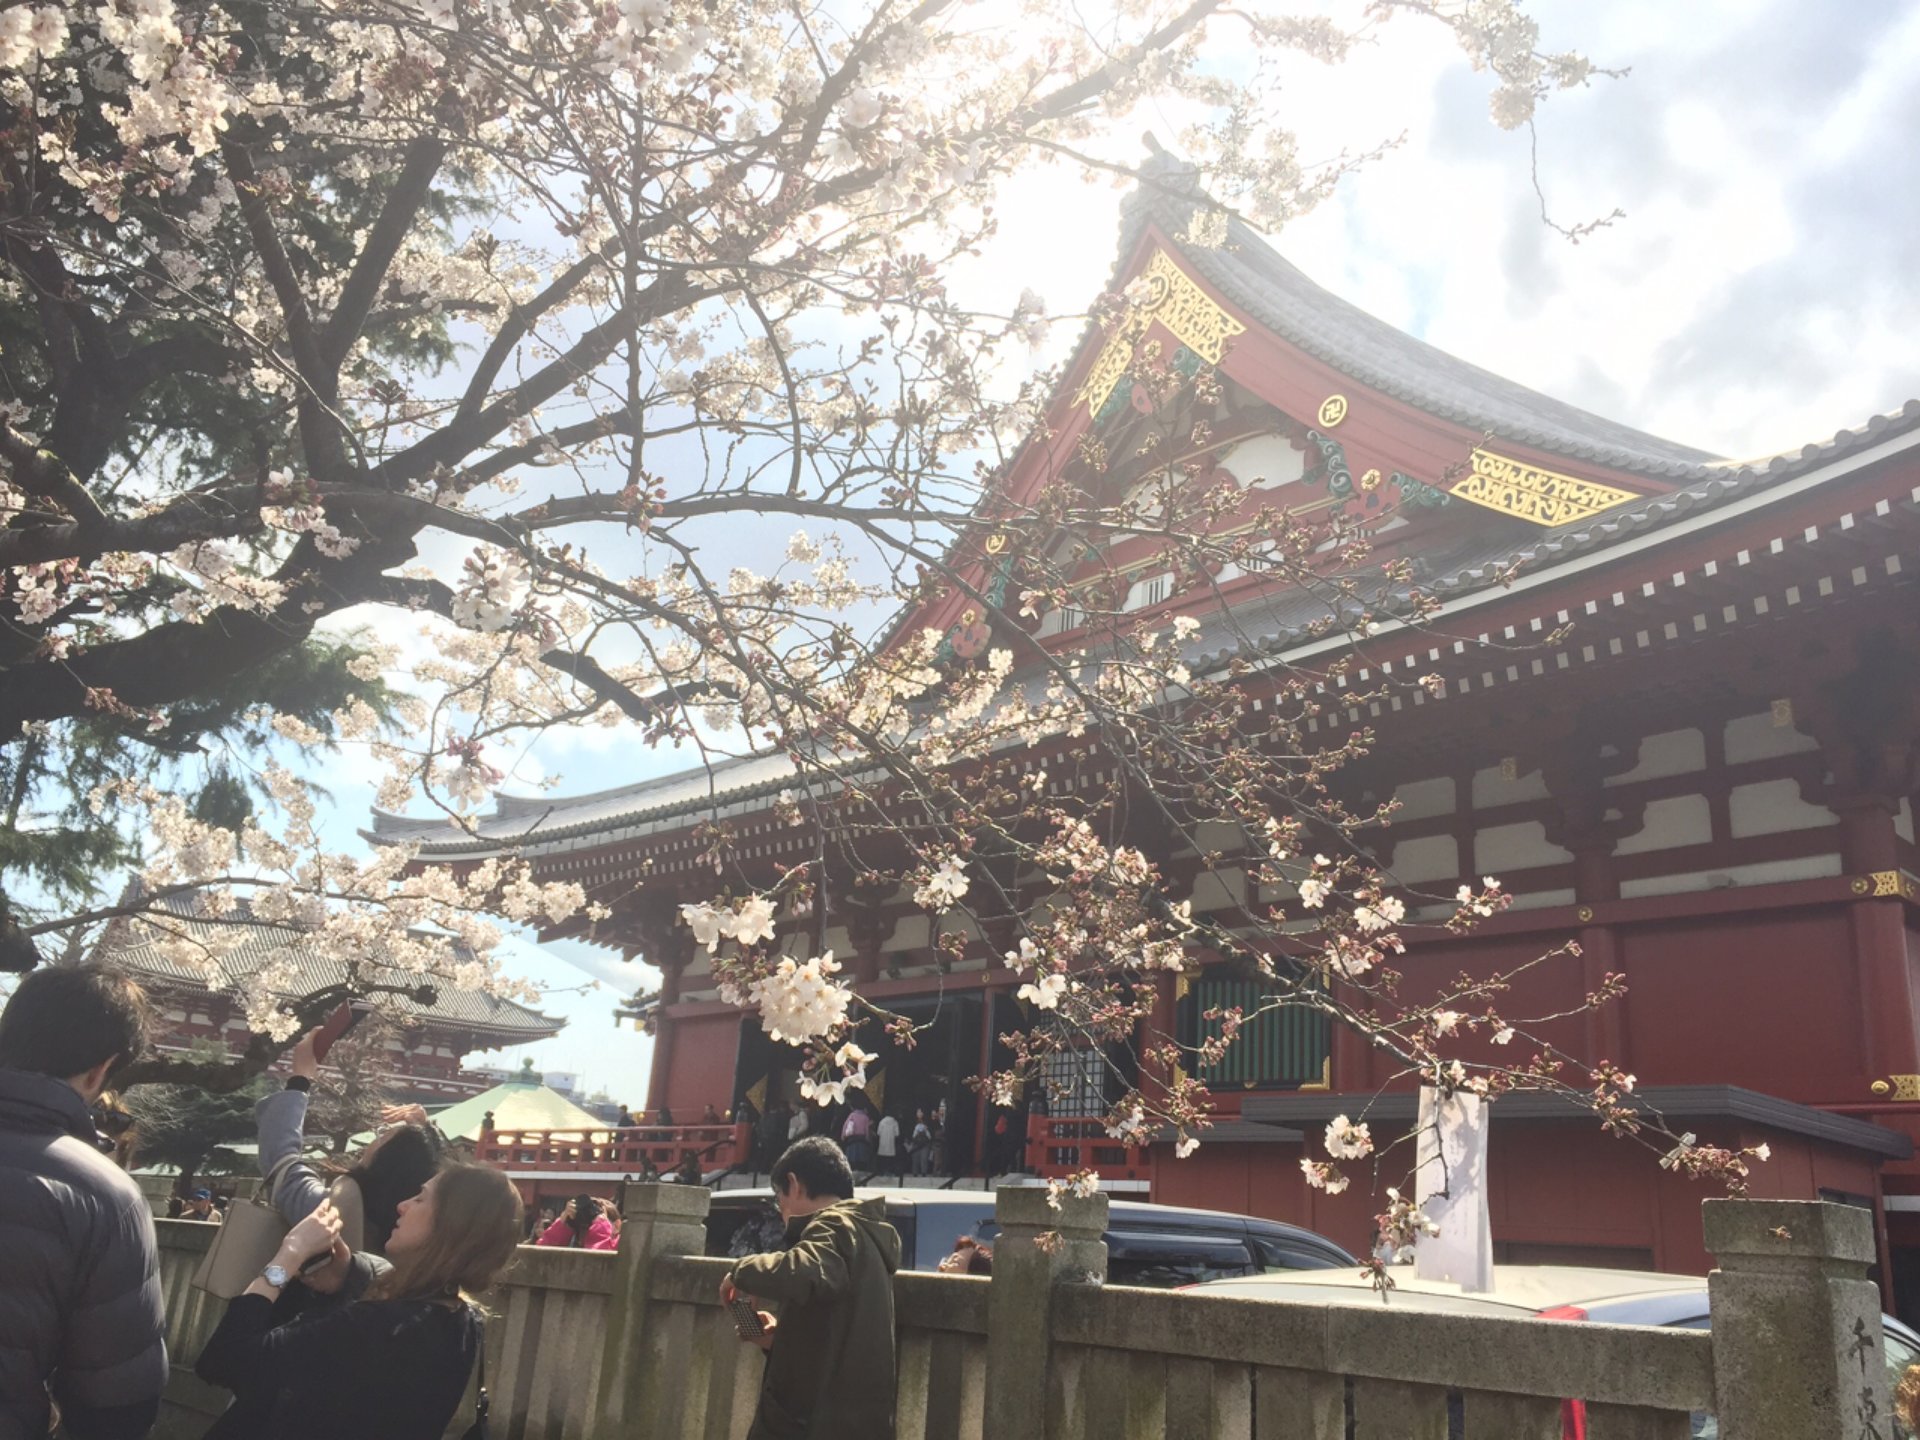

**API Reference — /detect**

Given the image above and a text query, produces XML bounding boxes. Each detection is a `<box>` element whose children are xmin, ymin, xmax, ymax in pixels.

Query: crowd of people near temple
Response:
<box><xmin>0</xmin><ymin>964</ymin><xmax>956</xmax><ymax>1439</ymax></box>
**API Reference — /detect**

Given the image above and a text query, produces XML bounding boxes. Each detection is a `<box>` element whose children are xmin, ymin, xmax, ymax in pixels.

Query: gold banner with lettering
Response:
<box><xmin>1448</xmin><ymin>448</ymin><xmax>1640</xmax><ymax>527</ymax></box>
<box><xmin>1077</xmin><ymin>249</ymin><xmax>1247</xmax><ymax>416</ymax></box>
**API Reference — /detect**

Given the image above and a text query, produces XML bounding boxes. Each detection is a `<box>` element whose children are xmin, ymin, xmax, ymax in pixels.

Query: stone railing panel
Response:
<box><xmin>1349</xmin><ymin>1379</ymin><xmax>1448</xmax><ymax>1440</ymax></box>
<box><xmin>1456</xmin><ymin>1390</ymin><xmax>1562</xmax><ymax>1440</ymax></box>
<box><xmin>152</xmin><ymin>1220</ymin><xmax>229</xmax><ymax>1440</ymax></box>
<box><xmin>1251</xmin><ymin>1366</ymin><xmax>1344</xmax><ymax>1440</ymax></box>
<box><xmin>1052</xmin><ymin>1285</ymin><xmax>1714</xmax><ymax>1414</ymax></box>
<box><xmin>894</xmin><ymin>1324</ymin><xmax>987</xmax><ymax>1440</ymax></box>
<box><xmin>141</xmin><ymin>1185</ymin><xmax>1890</xmax><ymax>1440</ymax></box>
<box><xmin>483</xmin><ymin>1248</ymin><xmax>615</xmax><ymax>1440</ymax></box>
<box><xmin>895</xmin><ymin>1270</ymin><xmax>988</xmax><ymax>1334</ymax></box>
<box><xmin>631</xmin><ymin>1253</ymin><xmax>757</xmax><ymax>1440</ymax></box>
<box><xmin>1583</xmin><ymin>1404</ymin><xmax>1694</xmax><ymax>1439</ymax></box>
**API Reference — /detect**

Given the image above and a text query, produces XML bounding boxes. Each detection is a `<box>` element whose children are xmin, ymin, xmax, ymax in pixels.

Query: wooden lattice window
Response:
<box><xmin>1179</xmin><ymin>977</ymin><xmax>1329</xmax><ymax>1089</ymax></box>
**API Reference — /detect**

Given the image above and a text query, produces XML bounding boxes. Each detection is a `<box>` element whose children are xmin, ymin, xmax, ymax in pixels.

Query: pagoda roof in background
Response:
<box><xmin>367</xmin><ymin>159</ymin><xmax>1920</xmax><ymax>866</ymax></box>
<box><xmin>99</xmin><ymin>890</ymin><xmax>563</xmax><ymax>1040</ymax></box>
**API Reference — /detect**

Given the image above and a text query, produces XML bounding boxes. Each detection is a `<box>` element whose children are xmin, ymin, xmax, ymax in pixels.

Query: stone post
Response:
<box><xmin>1705</xmin><ymin>1198</ymin><xmax>1895</xmax><ymax>1440</ymax></box>
<box><xmin>984</xmin><ymin>1186</ymin><xmax>1108</xmax><ymax>1440</ymax></box>
<box><xmin>594</xmin><ymin>1182</ymin><xmax>711</xmax><ymax>1440</ymax></box>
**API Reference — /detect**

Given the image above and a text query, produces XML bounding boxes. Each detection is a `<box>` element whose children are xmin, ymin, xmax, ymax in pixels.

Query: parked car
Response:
<box><xmin>703</xmin><ymin>1186</ymin><xmax>1353</xmax><ymax>1285</ymax></box>
<box><xmin>1189</xmin><ymin>1265</ymin><xmax>1920</xmax><ymax>1440</ymax></box>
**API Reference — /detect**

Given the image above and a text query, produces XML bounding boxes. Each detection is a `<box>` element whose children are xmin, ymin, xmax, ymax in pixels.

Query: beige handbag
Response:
<box><xmin>190</xmin><ymin>1154</ymin><xmax>304</xmax><ymax>1298</ymax></box>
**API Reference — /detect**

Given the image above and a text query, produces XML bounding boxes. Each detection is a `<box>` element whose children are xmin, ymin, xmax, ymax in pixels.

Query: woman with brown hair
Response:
<box><xmin>195</xmin><ymin>1162</ymin><xmax>521</xmax><ymax>1439</ymax></box>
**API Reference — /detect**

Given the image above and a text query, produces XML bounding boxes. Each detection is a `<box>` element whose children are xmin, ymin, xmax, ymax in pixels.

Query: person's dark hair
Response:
<box><xmin>569</xmin><ymin>1191</ymin><xmax>597</xmax><ymax>1246</ymax></box>
<box><xmin>372</xmin><ymin>1161</ymin><xmax>522</xmax><ymax>1304</ymax></box>
<box><xmin>347</xmin><ymin>1124</ymin><xmax>443</xmax><ymax>1253</ymax></box>
<box><xmin>0</xmin><ymin>965</ymin><xmax>149</xmax><ymax>1083</ymax></box>
<box><xmin>950</xmin><ymin>1236</ymin><xmax>993</xmax><ymax>1275</ymax></box>
<box><xmin>770</xmin><ymin>1135</ymin><xmax>854</xmax><ymax>1202</ymax></box>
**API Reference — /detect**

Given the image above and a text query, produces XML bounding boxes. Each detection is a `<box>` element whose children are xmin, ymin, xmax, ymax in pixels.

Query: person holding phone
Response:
<box><xmin>720</xmin><ymin>1136</ymin><xmax>901</xmax><ymax>1440</ymax></box>
<box><xmin>534</xmin><ymin>1191</ymin><xmax>616</xmax><ymax>1249</ymax></box>
<box><xmin>196</xmin><ymin>1164</ymin><xmax>520</xmax><ymax>1439</ymax></box>
<box><xmin>255</xmin><ymin>1015</ymin><xmax>443</xmax><ymax>1256</ymax></box>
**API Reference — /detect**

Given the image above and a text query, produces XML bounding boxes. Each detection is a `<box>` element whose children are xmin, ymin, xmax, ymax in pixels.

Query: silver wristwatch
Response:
<box><xmin>262</xmin><ymin>1262</ymin><xmax>291</xmax><ymax>1288</ymax></box>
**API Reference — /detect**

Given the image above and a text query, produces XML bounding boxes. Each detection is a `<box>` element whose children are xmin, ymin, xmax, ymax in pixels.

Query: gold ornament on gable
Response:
<box><xmin>1078</xmin><ymin>249</ymin><xmax>1247</xmax><ymax>416</ymax></box>
<box><xmin>1448</xmin><ymin>448</ymin><xmax>1640</xmax><ymax>527</ymax></box>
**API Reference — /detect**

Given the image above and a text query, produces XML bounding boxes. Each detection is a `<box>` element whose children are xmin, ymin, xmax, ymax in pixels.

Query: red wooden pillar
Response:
<box><xmin>1332</xmin><ymin>1003</ymin><xmax>1370</xmax><ymax>1094</ymax></box>
<box><xmin>1545</xmin><ymin>754</ymin><xmax>1633</xmax><ymax>1071</ymax></box>
<box><xmin>1136</xmin><ymin>972</ymin><xmax>1179</xmax><ymax>1100</ymax></box>
<box><xmin>1801</xmin><ymin>677</ymin><xmax>1920</xmax><ymax>1087</ymax></box>
<box><xmin>645</xmin><ymin>957</ymin><xmax>686</xmax><ymax>1113</ymax></box>
<box><xmin>1836</xmin><ymin>795</ymin><xmax>1917</xmax><ymax>1083</ymax></box>
<box><xmin>844</xmin><ymin>903</ymin><xmax>890</xmax><ymax>989</ymax></box>
<box><xmin>1570</xmin><ymin>840</ymin><xmax>1625</xmax><ymax>1068</ymax></box>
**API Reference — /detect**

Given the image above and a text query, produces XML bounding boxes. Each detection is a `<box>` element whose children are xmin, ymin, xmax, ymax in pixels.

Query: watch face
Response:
<box><xmin>264</xmin><ymin>1264</ymin><xmax>290</xmax><ymax>1287</ymax></box>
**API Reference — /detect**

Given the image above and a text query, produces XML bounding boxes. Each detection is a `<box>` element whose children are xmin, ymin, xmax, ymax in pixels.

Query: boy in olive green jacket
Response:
<box><xmin>722</xmin><ymin>1136</ymin><xmax>902</xmax><ymax>1440</ymax></box>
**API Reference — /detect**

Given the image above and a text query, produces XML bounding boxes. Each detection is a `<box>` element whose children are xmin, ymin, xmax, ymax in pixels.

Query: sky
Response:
<box><xmin>307</xmin><ymin>0</ymin><xmax>1920</xmax><ymax>1105</ymax></box>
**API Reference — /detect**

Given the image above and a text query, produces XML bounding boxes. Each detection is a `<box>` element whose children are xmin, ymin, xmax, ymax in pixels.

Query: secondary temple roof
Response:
<box><xmin>100</xmin><ymin>893</ymin><xmax>563</xmax><ymax>1038</ymax></box>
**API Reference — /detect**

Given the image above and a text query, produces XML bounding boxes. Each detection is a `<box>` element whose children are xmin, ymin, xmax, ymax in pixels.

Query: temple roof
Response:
<box><xmin>1117</xmin><ymin>162</ymin><xmax>1920</xmax><ymax>482</ymax></box>
<box><xmin>1131</xmin><ymin>193</ymin><xmax>1715</xmax><ymax>478</ymax></box>
<box><xmin>101</xmin><ymin>893</ymin><xmax>564</xmax><ymax>1038</ymax></box>
<box><xmin>370</xmin><ymin>166</ymin><xmax>1920</xmax><ymax>862</ymax></box>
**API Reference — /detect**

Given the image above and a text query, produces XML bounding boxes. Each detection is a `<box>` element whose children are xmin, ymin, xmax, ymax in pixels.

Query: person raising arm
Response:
<box><xmin>195</xmin><ymin>1164</ymin><xmax>521</xmax><ymax>1439</ymax></box>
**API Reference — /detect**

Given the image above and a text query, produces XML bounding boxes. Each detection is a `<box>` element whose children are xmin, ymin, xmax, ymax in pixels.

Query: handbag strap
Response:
<box><xmin>260</xmin><ymin>1149</ymin><xmax>308</xmax><ymax>1208</ymax></box>
<box><xmin>474</xmin><ymin>1316</ymin><xmax>489</xmax><ymax>1420</ymax></box>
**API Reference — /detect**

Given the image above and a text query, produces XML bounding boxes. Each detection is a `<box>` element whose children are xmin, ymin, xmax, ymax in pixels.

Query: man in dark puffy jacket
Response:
<box><xmin>0</xmin><ymin>966</ymin><xmax>167</xmax><ymax>1439</ymax></box>
<box><xmin>722</xmin><ymin>1135</ymin><xmax>901</xmax><ymax>1440</ymax></box>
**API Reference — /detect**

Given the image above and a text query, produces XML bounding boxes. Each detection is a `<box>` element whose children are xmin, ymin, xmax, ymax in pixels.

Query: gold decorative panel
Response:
<box><xmin>1447</xmin><ymin>448</ymin><xmax>1640</xmax><ymax>527</ymax></box>
<box><xmin>1853</xmin><ymin>870</ymin><xmax>1920</xmax><ymax>901</ymax></box>
<box><xmin>1078</xmin><ymin>249</ymin><xmax>1247</xmax><ymax>416</ymax></box>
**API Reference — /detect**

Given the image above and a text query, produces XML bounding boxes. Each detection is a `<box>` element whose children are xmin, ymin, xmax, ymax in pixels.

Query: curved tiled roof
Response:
<box><xmin>373</xmin><ymin>163</ymin><xmax>1920</xmax><ymax>858</ymax></box>
<box><xmin>368</xmin><ymin>748</ymin><xmax>800</xmax><ymax>855</ymax></box>
<box><xmin>102</xmin><ymin>893</ymin><xmax>563</xmax><ymax>1037</ymax></box>
<box><xmin>1124</xmin><ymin>165</ymin><xmax>1920</xmax><ymax>483</ymax></box>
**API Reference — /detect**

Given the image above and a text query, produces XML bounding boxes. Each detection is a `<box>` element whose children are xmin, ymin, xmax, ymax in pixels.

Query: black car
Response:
<box><xmin>704</xmin><ymin>1185</ymin><xmax>1353</xmax><ymax>1286</ymax></box>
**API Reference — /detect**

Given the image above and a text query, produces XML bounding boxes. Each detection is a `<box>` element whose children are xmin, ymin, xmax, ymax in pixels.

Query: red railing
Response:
<box><xmin>1024</xmin><ymin>1115</ymin><xmax>1151</xmax><ymax>1182</ymax></box>
<box><xmin>477</xmin><ymin>1123</ymin><xmax>749</xmax><ymax>1173</ymax></box>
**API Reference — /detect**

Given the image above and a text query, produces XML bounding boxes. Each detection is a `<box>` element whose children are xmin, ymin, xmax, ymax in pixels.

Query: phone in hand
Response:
<box><xmin>311</xmin><ymin>1002</ymin><xmax>370</xmax><ymax>1065</ymax></box>
<box><xmin>298</xmin><ymin>1247</ymin><xmax>338</xmax><ymax>1277</ymax></box>
<box><xmin>728</xmin><ymin>1297</ymin><xmax>766</xmax><ymax>1338</ymax></box>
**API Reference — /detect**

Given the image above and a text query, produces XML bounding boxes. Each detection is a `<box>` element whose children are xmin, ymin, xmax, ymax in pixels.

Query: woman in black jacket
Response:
<box><xmin>196</xmin><ymin>1161</ymin><xmax>521</xmax><ymax>1439</ymax></box>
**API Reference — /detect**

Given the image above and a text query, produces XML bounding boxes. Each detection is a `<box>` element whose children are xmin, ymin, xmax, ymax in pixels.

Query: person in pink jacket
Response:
<box><xmin>535</xmin><ymin>1193</ymin><xmax>617</xmax><ymax>1250</ymax></box>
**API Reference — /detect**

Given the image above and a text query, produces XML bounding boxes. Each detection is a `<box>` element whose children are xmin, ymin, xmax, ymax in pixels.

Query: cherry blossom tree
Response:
<box><xmin>0</xmin><ymin>0</ymin><xmax>1758</xmax><ymax>1232</ymax></box>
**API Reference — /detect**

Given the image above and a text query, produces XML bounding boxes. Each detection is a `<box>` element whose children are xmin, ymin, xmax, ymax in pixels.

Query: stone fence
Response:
<box><xmin>151</xmin><ymin>1189</ymin><xmax>1895</xmax><ymax>1440</ymax></box>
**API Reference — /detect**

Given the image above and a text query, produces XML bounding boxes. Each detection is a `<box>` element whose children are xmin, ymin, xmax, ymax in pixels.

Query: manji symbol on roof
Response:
<box><xmin>1449</xmin><ymin>448</ymin><xmax>1641</xmax><ymax>526</ymax></box>
<box><xmin>1078</xmin><ymin>248</ymin><xmax>1247</xmax><ymax>415</ymax></box>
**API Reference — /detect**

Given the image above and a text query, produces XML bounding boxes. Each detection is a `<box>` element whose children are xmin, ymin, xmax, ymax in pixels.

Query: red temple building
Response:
<box><xmin>98</xmin><ymin>897</ymin><xmax>564</xmax><ymax>1104</ymax></box>
<box><xmin>374</xmin><ymin>173</ymin><xmax>1920</xmax><ymax>1315</ymax></box>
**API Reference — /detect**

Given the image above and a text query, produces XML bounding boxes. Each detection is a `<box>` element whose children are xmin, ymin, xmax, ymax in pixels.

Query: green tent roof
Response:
<box><xmin>431</xmin><ymin>1080</ymin><xmax>603</xmax><ymax>1142</ymax></box>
